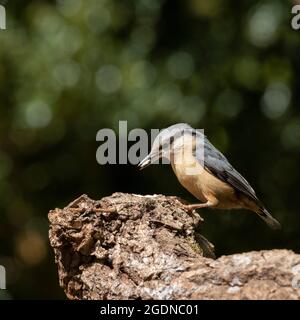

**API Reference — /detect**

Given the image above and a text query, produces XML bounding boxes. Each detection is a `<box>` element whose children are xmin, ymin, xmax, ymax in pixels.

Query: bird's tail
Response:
<box><xmin>257</xmin><ymin>207</ymin><xmax>281</xmax><ymax>230</ymax></box>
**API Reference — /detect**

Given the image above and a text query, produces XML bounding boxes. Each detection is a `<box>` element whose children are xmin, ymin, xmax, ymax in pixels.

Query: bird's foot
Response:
<box><xmin>180</xmin><ymin>204</ymin><xmax>202</xmax><ymax>213</ymax></box>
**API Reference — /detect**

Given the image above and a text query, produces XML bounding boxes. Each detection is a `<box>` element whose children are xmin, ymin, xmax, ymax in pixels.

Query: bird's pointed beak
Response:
<box><xmin>137</xmin><ymin>155</ymin><xmax>152</xmax><ymax>170</ymax></box>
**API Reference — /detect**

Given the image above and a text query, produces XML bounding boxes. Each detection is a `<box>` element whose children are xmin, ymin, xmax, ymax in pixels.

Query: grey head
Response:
<box><xmin>138</xmin><ymin>123</ymin><xmax>197</xmax><ymax>170</ymax></box>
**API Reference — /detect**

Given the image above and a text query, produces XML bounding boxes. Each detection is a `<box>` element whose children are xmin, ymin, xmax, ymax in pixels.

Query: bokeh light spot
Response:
<box><xmin>85</xmin><ymin>5</ymin><xmax>111</xmax><ymax>34</ymax></box>
<box><xmin>234</xmin><ymin>57</ymin><xmax>260</xmax><ymax>89</ymax></box>
<box><xmin>56</xmin><ymin>0</ymin><xmax>82</xmax><ymax>18</ymax></box>
<box><xmin>180</xmin><ymin>95</ymin><xmax>206</xmax><ymax>124</ymax></box>
<box><xmin>128</xmin><ymin>60</ymin><xmax>156</xmax><ymax>89</ymax></box>
<box><xmin>261</xmin><ymin>82</ymin><xmax>291</xmax><ymax>119</ymax></box>
<box><xmin>247</xmin><ymin>3</ymin><xmax>282</xmax><ymax>47</ymax></box>
<box><xmin>156</xmin><ymin>84</ymin><xmax>182</xmax><ymax>110</ymax></box>
<box><xmin>53</xmin><ymin>60</ymin><xmax>81</xmax><ymax>88</ymax></box>
<box><xmin>16</xmin><ymin>230</ymin><xmax>47</xmax><ymax>266</ymax></box>
<box><xmin>130</xmin><ymin>25</ymin><xmax>156</xmax><ymax>56</ymax></box>
<box><xmin>24</xmin><ymin>100</ymin><xmax>53</xmax><ymax>128</ymax></box>
<box><xmin>96</xmin><ymin>65</ymin><xmax>122</xmax><ymax>94</ymax></box>
<box><xmin>189</xmin><ymin>0</ymin><xmax>221</xmax><ymax>17</ymax></box>
<box><xmin>167</xmin><ymin>51</ymin><xmax>194</xmax><ymax>80</ymax></box>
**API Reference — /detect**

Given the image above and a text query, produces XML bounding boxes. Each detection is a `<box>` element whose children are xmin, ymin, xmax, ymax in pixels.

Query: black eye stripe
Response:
<box><xmin>159</xmin><ymin>143</ymin><xmax>167</xmax><ymax>150</ymax></box>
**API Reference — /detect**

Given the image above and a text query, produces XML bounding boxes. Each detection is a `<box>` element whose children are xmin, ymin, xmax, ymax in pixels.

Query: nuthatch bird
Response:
<box><xmin>138</xmin><ymin>123</ymin><xmax>281</xmax><ymax>230</ymax></box>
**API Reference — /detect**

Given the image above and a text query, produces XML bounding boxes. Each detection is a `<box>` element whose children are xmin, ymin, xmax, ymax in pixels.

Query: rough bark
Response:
<box><xmin>48</xmin><ymin>193</ymin><xmax>300</xmax><ymax>300</ymax></box>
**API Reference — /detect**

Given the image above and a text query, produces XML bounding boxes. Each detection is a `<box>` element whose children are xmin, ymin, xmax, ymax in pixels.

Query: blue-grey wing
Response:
<box><xmin>195</xmin><ymin>136</ymin><xmax>261</xmax><ymax>205</ymax></box>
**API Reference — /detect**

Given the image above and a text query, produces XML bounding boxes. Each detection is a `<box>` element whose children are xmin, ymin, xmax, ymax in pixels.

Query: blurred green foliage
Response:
<box><xmin>0</xmin><ymin>0</ymin><xmax>299</xmax><ymax>299</ymax></box>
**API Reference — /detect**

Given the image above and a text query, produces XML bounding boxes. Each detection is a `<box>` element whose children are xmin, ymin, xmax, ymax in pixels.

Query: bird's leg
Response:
<box><xmin>181</xmin><ymin>199</ymin><xmax>218</xmax><ymax>213</ymax></box>
<box><xmin>182</xmin><ymin>202</ymin><xmax>212</xmax><ymax>212</ymax></box>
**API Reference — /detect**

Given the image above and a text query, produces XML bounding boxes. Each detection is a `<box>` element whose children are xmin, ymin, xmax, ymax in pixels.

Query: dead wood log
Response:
<box><xmin>48</xmin><ymin>193</ymin><xmax>300</xmax><ymax>300</ymax></box>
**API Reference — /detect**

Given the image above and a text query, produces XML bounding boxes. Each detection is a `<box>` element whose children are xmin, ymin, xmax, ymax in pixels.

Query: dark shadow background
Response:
<box><xmin>0</xmin><ymin>0</ymin><xmax>299</xmax><ymax>299</ymax></box>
